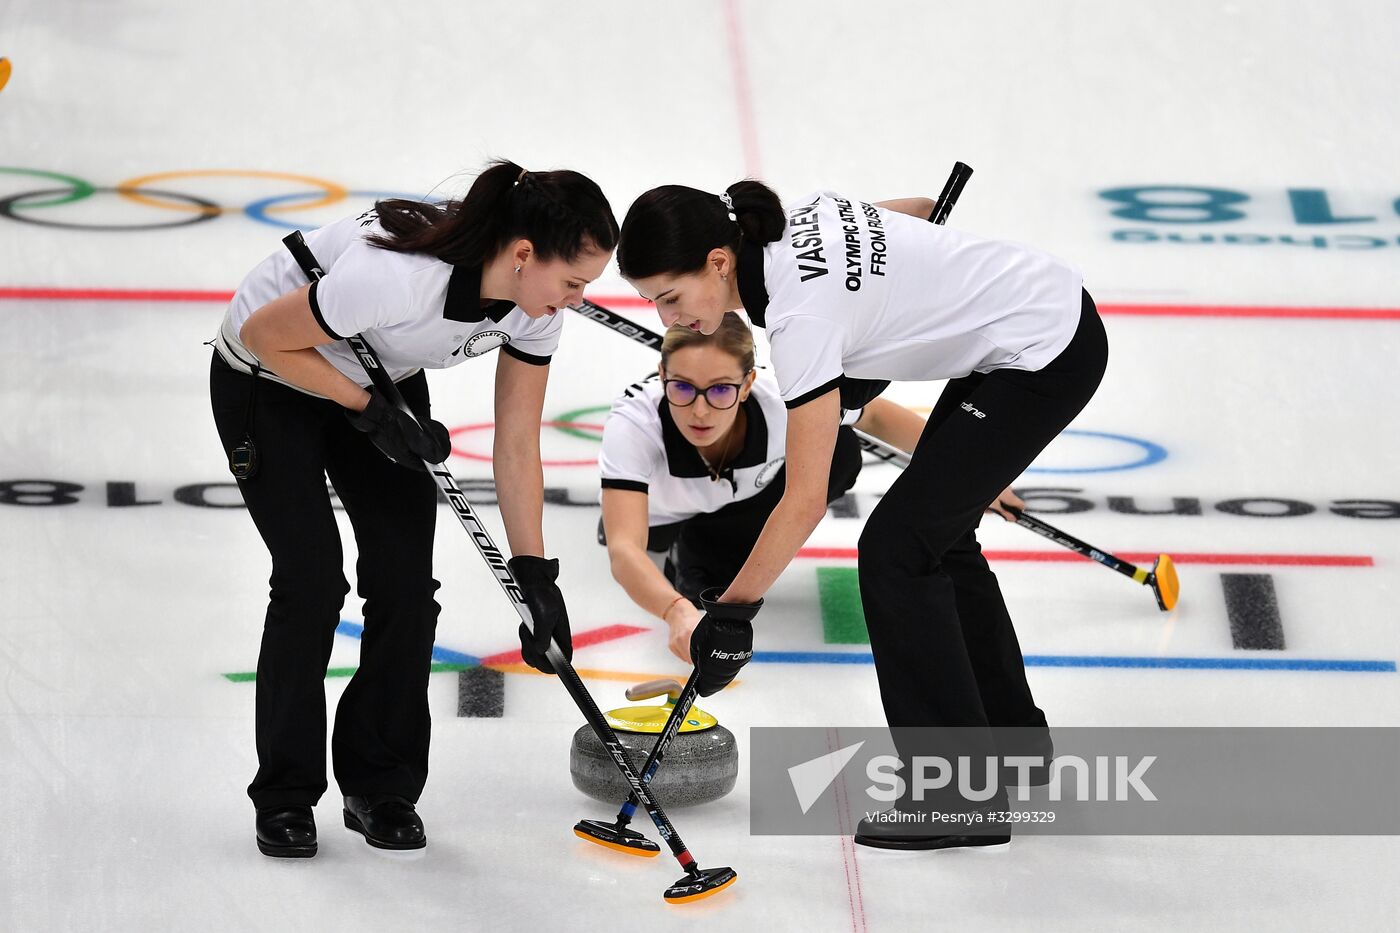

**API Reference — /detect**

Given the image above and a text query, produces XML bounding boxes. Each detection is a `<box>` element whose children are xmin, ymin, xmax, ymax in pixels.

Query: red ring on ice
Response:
<box><xmin>449</xmin><ymin>421</ymin><xmax>605</xmax><ymax>467</ymax></box>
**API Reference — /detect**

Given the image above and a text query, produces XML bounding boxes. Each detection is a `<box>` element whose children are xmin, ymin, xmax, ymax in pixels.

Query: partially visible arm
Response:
<box><xmin>987</xmin><ymin>486</ymin><xmax>1026</xmax><ymax>522</ymax></box>
<box><xmin>603</xmin><ymin>488</ymin><xmax>704</xmax><ymax>661</ymax></box>
<box><xmin>492</xmin><ymin>352</ymin><xmax>549</xmax><ymax>558</ymax></box>
<box><xmin>853</xmin><ymin>398</ymin><xmax>926</xmax><ymax>453</ymax></box>
<box><xmin>855</xmin><ymin>398</ymin><xmax>1025</xmax><ymax>521</ymax></box>
<box><xmin>602</xmin><ymin>489</ymin><xmax>684</xmax><ymax>618</ymax></box>
<box><xmin>721</xmin><ymin>388</ymin><xmax>842</xmax><ymax>604</ymax></box>
<box><xmin>874</xmin><ymin>197</ymin><xmax>936</xmax><ymax>220</ymax></box>
<box><xmin>239</xmin><ymin>285</ymin><xmax>371</xmax><ymax>410</ymax></box>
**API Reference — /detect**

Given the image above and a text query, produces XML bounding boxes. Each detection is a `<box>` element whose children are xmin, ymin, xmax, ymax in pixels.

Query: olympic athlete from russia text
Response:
<box><xmin>598</xmin><ymin>314</ymin><xmax>927</xmax><ymax>662</ymax></box>
<box><xmin>616</xmin><ymin>181</ymin><xmax>1107</xmax><ymax>851</ymax></box>
<box><xmin>210</xmin><ymin>160</ymin><xmax>617</xmax><ymax>860</ymax></box>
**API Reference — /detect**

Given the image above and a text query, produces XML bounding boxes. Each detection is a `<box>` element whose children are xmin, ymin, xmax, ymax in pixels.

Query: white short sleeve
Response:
<box><xmin>766</xmin><ymin>314</ymin><xmax>845</xmax><ymax>408</ymax></box>
<box><xmin>598</xmin><ymin>399</ymin><xmax>664</xmax><ymax>492</ymax></box>
<box><xmin>308</xmin><ymin>243</ymin><xmax>415</xmax><ymax>339</ymax></box>
<box><xmin>501</xmin><ymin>310</ymin><xmax>564</xmax><ymax>365</ymax></box>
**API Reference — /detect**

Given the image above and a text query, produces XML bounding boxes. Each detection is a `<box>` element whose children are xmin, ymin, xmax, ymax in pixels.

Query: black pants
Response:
<box><xmin>653</xmin><ymin>426</ymin><xmax>864</xmax><ymax>603</ymax></box>
<box><xmin>857</xmin><ymin>291</ymin><xmax>1108</xmax><ymax>731</ymax></box>
<box><xmin>209</xmin><ymin>352</ymin><xmax>441</xmax><ymax>810</ymax></box>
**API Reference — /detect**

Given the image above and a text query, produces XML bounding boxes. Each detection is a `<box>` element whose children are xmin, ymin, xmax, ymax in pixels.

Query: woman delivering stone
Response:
<box><xmin>597</xmin><ymin>314</ymin><xmax>925</xmax><ymax>662</ymax></box>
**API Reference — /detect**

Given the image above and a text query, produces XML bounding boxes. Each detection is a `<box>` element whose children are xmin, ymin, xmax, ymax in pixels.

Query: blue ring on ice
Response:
<box><xmin>750</xmin><ymin>650</ymin><xmax>1395</xmax><ymax>672</ymax></box>
<box><xmin>243</xmin><ymin>190</ymin><xmax>432</xmax><ymax>230</ymax></box>
<box><xmin>1026</xmin><ymin>429</ymin><xmax>1168</xmax><ymax>474</ymax></box>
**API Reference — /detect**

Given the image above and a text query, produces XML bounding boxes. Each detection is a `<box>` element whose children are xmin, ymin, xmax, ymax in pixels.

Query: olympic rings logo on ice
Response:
<box><xmin>0</xmin><ymin>167</ymin><xmax>426</xmax><ymax>231</ymax></box>
<box><xmin>456</xmin><ymin>404</ymin><xmax>1170</xmax><ymax>474</ymax></box>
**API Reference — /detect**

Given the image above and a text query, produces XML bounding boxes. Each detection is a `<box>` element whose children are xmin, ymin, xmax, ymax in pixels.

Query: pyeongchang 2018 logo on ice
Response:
<box><xmin>1100</xmin><ymin>185</ymin><xmax>1400</xmax><ymax>250</ymax></box>
<box><xmin>786</xmin><ymin>742</ymin><xmax>1156</xmax><ymax>815</ymax></box>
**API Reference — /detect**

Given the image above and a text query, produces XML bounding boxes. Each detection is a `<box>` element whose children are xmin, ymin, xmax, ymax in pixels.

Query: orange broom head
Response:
<box><xmin>664</xmin><ymin>867</ymin><xmax>738</xmax><ymax>904</ymax></box>
<box><xmin>573</xmin><ymin>820</ymin><xmax>660</xmax><ymax>857</ymax></box>
<box><xmin>1150</xmin><ymin>554</ymin><xmax>1180</xmax><ymax>611</ymax></box>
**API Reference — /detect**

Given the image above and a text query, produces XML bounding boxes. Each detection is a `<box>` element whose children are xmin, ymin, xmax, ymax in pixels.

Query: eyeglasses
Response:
<box><xmin>663</xmin><ymin>378</ymin><xmax>744</xmax><ymax>410</ymax></box>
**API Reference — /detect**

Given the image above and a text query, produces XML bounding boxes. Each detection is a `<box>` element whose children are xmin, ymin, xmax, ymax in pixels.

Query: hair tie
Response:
<box><xmin>514</xmin><ymin>168</ymin><xmax>529</xmax><ymax>187</ymax></box>
<box><xmin>718</xmin><ymin>192</ymin><xmax>738</xmax><ymax>223</ymax></box>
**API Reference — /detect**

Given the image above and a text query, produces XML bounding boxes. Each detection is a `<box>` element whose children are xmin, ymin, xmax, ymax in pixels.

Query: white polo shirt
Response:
<box><xmin>215</xmin><ymin>209</ymin><xmax>561</xmax><ymax>394</ymax></box>
<box><xmin>738</xmin><ymin>191</ymin><xmax>1083</xmax><ymax>408</ymax></box>
<box><xmin>599</xmin><ymin>371</ymin><xmax>790</xmax><ymax>527</ymax></box>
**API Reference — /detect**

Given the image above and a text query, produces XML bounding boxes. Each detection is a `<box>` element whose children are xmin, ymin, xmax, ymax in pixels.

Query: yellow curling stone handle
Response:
<box><xmin>626</xmin><ymin>678</ymin><xmax>682</xmax><ymax>701</ymax></box>
<box><xmin>605</xmin><ymin>678</ymin><xmax>718</xmax><ymax>734</ymax></box>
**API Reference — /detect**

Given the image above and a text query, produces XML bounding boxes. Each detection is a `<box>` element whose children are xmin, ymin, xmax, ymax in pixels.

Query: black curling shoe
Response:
<box><xmin>256</xmin><ymin>806</ymin><xmax>317</xmax><ymax>858</ymax></box>
<box><xmin>343</xmin><ymin>794</ymin><xmax>427</xmax><ymax>850</ymax></box>
<box><xmin>853</xmin><ymin>820</ymin><xmax>1011</xmax><ymax>851</ymax></box>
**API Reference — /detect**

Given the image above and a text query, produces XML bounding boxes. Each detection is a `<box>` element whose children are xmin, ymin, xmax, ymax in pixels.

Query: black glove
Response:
<box><xmin>345</xmin><ymin>389</ymin><xmax>451</xmax><ymax>470</ymax></box>
<box><xmin>690</xmin><ymin>588</ymin><xmax>763</xmax><ymax>696</ymax></box>
<box><xmin>509</xmin><ymin>556</ymin><xmax>573</xmax><ymax>674</ymax></box>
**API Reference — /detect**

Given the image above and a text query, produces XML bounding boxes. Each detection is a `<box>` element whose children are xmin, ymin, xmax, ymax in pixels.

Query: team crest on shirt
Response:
<box><xmin>754</xmin><ymin>457</ymin><xmax>786</xmax><ymax>489</ymax></box>
<box><xmin>456</xmin><ymin>331</ymin><xmax>511</xmax><ymax>357</ymax></box>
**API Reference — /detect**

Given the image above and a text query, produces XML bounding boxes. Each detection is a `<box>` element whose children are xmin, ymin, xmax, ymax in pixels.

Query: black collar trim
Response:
<box><xmin>658</xmin><ymin>392</ymin><xmax>769</xmax><ymax>481</ymax></box>
<box><xmin>736</xmin><ymin>239</ymin><xmax>769</xmax><ymax>328</ymax></box>
<box><xmin>445</xmin><ymin>263</ymin><xmax>516</xmax><ymax>324</ymax></box>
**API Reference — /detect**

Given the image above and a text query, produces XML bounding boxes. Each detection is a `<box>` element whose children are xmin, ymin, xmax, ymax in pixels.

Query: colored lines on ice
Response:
<box><xmin>221</xmin><ymin>620</ymin><xmax>652</xmax><ymax>683</ymax></box>
<box><xmin>220</xmin><ymin>619</ymin><xmax>1396</xmax><ymax>683</ymax></box>
<box><xmin>797</xmin><ymin>548</ymin><xmax>1375</xmax><ymax>566</ymax></box>
<box><xmin>750</xmin><ymin>651</ymin><xmax>1395</xmax><ymax>673</ymax></box>
<box><xmin>7</xmin><ymin>287</ymin><xmax>1400</xmax><ymax>320</ymax></box>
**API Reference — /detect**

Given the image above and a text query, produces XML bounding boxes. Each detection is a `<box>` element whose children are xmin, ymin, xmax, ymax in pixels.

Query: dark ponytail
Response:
<box><xmin>367</xmin><ymin>159</ymin><xmax>618</xmax><ymax>267</ymax></box>
<box><xmin>616</xmin><ymin>179</ymin><xmax>785</xmax><ymax>280</ymax></box>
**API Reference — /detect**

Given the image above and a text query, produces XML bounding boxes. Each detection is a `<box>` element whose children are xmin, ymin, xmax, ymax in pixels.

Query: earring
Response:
<box><xmin>514</xmin><ymin>265</ymin><xmax>521</xmax><ymax>274</ymax></box>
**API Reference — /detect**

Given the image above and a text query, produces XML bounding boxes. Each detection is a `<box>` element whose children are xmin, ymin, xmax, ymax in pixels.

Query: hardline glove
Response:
<box><xmin>509</xmin><ymin>556</ymin><xmax>573</xmax><ymax>674</ymax></box>
<box><xmin>345</xmin><ymin>389</ymin><xmax>452</xmax><ymax>470</ymax></box>
<box><xmin>690</xmin><ymin>588</ymin><xmax>763</xmax><ymax>696</ymax></box>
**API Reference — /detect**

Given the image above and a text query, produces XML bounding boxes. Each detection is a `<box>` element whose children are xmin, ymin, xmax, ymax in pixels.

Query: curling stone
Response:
<box><xmin>569</xmin><ymin>678</ymin><xmax>738</xmax><ymax>807</ymax></box>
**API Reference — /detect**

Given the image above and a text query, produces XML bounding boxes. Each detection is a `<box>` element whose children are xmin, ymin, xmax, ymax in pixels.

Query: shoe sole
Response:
<box><xmin>853</xmin><ymin>833</ymin><xmax>1011</xmax><ymax>851</ymax></box>
<box><xmin>343</xmin><ymin>809</ymin><xmax>427</xmax><ymax>850</ymax></box>
<box><xmin>257</xmin><ymin>838</ymin><xmax>317</xmax><ymax>858</ymax></box>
